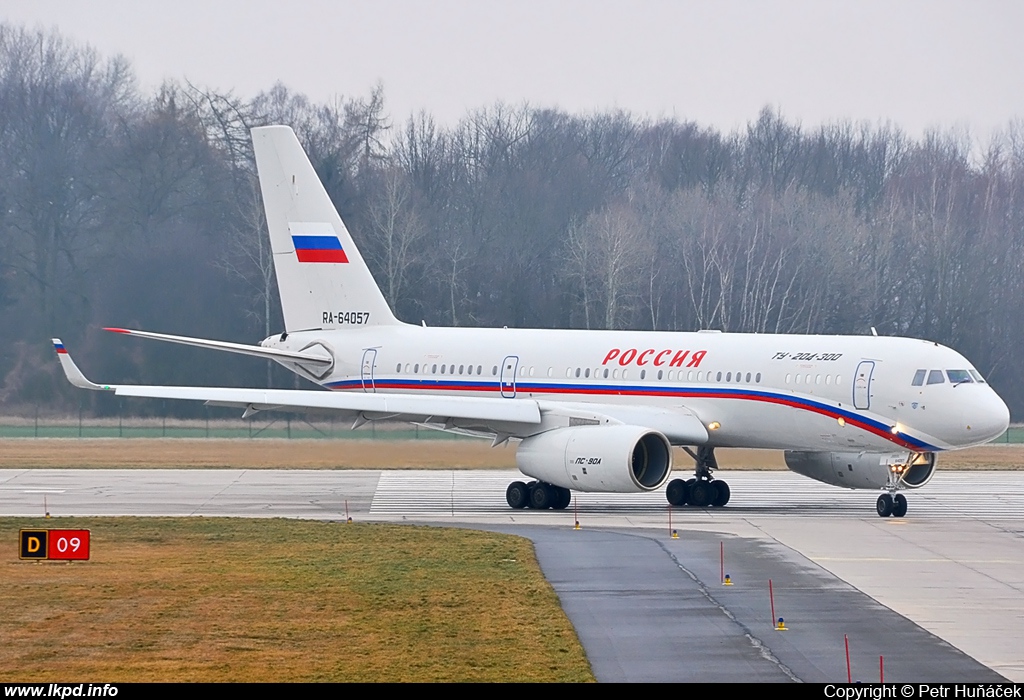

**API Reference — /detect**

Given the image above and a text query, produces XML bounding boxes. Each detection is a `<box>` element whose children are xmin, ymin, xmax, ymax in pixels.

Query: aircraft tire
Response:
<box><xmin>529</xmin><ymin>482</ymin><xmax>553</xmax><ymax>509</ymax></box>
<box><xmin>892</xmin><ymin>493</ymin><xmax>908</xmax><ymax>518</ymax></box>
<box><xmin>711</xmin><ymin>480</ymin><xmax>731</xmax><ymax>507</ymax></box>
<box><xmin>689</xmin><ymin>480</ymin><xmax>714</xmax><ymax>508</ymax></box>
<box><xmin>684</xmin><ymin>479</ymin><xmax>696</xmax><ymax>505</ymax></box>
<box><xmin>876</xmin><ymin>493</ymin><xmax>894</xmax><ymax>517</ymax></box>
<box><xmin>552</xmin><ymin>486</ymin><xmax>572</xmax><ymax>510</ymax></box>
<box><xmin>506</xmin><ymin>481</ymin><xmax>529</xmax><ymax>509</ymax></box>
<box><xmin>666</xmin><ymin>479</ymin><xmax>688</xmax><ymax>506</ymax></box>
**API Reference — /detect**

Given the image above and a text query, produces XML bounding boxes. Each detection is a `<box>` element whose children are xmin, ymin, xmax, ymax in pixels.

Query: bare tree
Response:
<box><xmin>364</xmin><ymin>166</ymin><xmax>424</xmax><ymax>313</ymax></box>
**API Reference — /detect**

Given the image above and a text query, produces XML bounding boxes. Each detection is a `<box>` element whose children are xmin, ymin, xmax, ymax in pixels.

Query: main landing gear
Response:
<box><xmin>506</xmin><ymin>480</ymin><xmax>572</xmax><ymax>510</ymax></box>
<box><xmin>665</xmin><ymin>445</ymin><xmax>731</xmax><ymax>508</ymax></box>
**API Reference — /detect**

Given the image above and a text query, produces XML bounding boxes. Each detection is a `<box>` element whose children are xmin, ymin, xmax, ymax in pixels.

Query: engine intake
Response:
<box><xmin>516</xmin><ymin>425</ymin><xmax>673</xmax><ymax>493</ymax></box>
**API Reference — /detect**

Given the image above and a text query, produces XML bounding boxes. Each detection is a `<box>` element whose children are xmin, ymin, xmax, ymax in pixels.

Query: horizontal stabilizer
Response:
<box><xmin>104</xmin><ymin>327</ymin><xmax>332</xmax><ymax>366</ymax></box>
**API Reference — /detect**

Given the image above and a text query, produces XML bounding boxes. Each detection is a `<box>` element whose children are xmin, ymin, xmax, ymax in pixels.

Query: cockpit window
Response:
<box><xmin>969</xmin><ymin>370</ymin><xmax>986</xmax><ymax>384</ymax></box>
<box><xmin>946</xmin><ymin>369</ymin><xmax>973</xmax><ymax>384</ymax></box>
<box><xmin>912</xmin><ymin>369</ymin><xmax>926</xmax><ymax>386</ymax></box>
<box><xmin>926</xmin><ymin>370</ymin><xmax>945</xmax><ymax>385</ymax></box>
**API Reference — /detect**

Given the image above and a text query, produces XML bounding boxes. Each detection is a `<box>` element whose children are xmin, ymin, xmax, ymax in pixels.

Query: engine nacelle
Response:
<box><xmin>516</xmin><ymin>425</ymin><xmax>673</xmax><ymax>493</ymax></box>
<box><xmin>784</xmin><ymin>451</ymin><xmax>937</xmax><ymax>490</ymax></box>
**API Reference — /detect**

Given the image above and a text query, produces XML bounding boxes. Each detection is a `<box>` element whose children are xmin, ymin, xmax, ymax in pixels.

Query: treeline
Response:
<box><xmin>2</xmin><ymin>25</ymin><xmax>1023</xmax><ymax>417</ymax></box>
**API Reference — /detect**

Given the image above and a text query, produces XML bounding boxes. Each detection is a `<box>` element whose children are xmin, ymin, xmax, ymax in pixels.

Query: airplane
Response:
<box><xmin>52</xmin><ymin>125</ymin><xmax>1011</xmax><ymax>518</ymax></box>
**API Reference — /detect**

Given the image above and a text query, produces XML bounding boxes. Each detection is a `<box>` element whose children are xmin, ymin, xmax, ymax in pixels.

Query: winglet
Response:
<box><xmin>52</xmin><ymin>339</ymin><xmax>109</xmax><ymax>391</ymax></box>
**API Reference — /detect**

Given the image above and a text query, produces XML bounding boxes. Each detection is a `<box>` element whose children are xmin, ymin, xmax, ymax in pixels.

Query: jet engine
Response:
<box><xmin>784</xmin><ymin>451</ymin><xmax>937</xmax><ymax>490</ymax></box>
<box><xmin>516</xmin><ymin>425</ymin><xmax>673</xmax><ymax>493</ymax></box>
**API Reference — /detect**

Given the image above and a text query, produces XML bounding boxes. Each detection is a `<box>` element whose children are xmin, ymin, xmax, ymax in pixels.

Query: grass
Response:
<box><xmin>0</xmin><ymin>517</ymin><xmax>594</xmax><ymax>682</ymax></box>
<box><xmin>2</xmin><ymin>439</ymin><xmax>1023</xmax><ymax>470</ymax></box>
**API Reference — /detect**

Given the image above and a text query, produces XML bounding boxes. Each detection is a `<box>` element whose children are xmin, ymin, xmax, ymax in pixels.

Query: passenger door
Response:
<box><xmin>853</xmin><ymin>360</ymin><xmax>875</xmax><ymax>410</ymax></box>
<box><xmin>500</xmin><ymin>355</ymin><xmax>519</xmax><ymax>398</ymax></box>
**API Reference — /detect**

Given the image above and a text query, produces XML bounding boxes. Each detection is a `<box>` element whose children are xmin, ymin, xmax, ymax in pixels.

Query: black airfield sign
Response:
<box><xmin>20</xmin><ymin>529</ymin><xmax>48</xmax><ymax>559</ymax></box>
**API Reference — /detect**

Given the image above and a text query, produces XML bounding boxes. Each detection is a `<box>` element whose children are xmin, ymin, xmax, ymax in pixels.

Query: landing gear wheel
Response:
<box><xmin>711</xmin><ymin>480</ymin><xmax>731</xmax><ymax>507</ymax></box>
<box><xmin>666</xmin><ymin>479</ymin><xmax>688</xmax><ymax>506</ymax></box>
<box><xmin>876</xmin><ymin>493</ymin><xmax>894</xmax><ymax>518</ymax></box>
<box><xmin>528</xmin><ymin>482</ymin><xmax>553</xmax><ymax>510</ymax></box>
<box><xmin>689</xmin><ymin>480</ymin><xmax>714</xmax><ymax>508</ymax></box>
<box><xmin>892</xmin><ymin>493</ymin><xmax>908</xmax><ymax>518</ymax></box>
<box><xmin>506</xmin><ymin>481</ymin><xmax>529</xmax><ymax>509</ymax></box>
<box><xmin>552</xmin><ymin>486</ymin><xmax>572</xmax><ymax>510</ymax></box>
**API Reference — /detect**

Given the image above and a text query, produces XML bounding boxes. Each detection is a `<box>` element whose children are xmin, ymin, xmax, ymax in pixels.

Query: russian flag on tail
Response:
<box><xmin>53</xmin><ymin>340</ymin><xmax>67</xmax><ymax>355</ymax></box>
<box><xmin>292</xmin><ymin>234</ymin><xmax>349</xmax><ymax>264</ymax></box>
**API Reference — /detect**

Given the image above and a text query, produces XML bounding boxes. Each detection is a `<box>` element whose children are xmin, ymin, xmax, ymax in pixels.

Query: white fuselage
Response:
<box><xmin>264</xmin><ymin>324</ymin><xmax>1010</xmax><ymax>455</ymax></box>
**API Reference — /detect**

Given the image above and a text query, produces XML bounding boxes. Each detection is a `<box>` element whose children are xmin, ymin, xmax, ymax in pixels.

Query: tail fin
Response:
<box><xmin>252</xmin><ymin>125</ymin><xmax>401</xmax><ymax>332</ymax></box>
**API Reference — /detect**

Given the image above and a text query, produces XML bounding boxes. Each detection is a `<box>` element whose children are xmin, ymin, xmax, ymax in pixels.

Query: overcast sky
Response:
<box><xmin>2</xmin><ymin>0</ymin><xmax>1022</xmax><ymax>143</ymax></box>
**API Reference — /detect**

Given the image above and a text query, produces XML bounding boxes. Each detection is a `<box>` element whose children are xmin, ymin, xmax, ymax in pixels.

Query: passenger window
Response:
<box><xmin>658</xmin><ymin>370</ymin><xmax>663</xmax><ymax>380</ymax></box>
<box><xmin>613</xmin><ymin>369</ymin><xmax>620</xmax><ymax>379</ymax></box>
<box><xmin>726</xmin><ymin>372</ymin><xmax>732</xmax><ymax>382</ymax></box>
<box><xmin>575</xmin><ymin>368</ymin><xmax>581</xmax><ymax>378</ymax></box>
<box><xmin>912</xmin><ymin>370</ymin><xmax>926</xmax><ymax>386</ymax></box>
<box><xmin>441</xmin><ymin>365</ymin><xmax>446</xmax><ymax>374</ymax></box>
<box><xmin>755</xmin><ymin>372</ymin><xmax>762</xmax><ymax>383</ymax></box>
<box><xmin>716</xmin><ymin>371</ymin><xmax>722</xmax><ymax>382</ymax></box>
<box><xmin>688</xmin><ymin>371</ymin><xmax>694</xmax><ymax>381</ymax></box>
<box><xmin>585</xmin><ymin>368</ymin><xmax>590</xmax><ymax>378</ymax></box>
<box><xmin>459</xmin><ymin>364</ymin><xmax>464</xmax><ymax>374</ymax></box>
<box><xmin>432</xmin><ymin>364</ymin><xmax>438</xmax><ymax>374</ymax></box>
<box><xmin>745</xmin><ymin>372</ymin><xmax>751</xmax><ymax>383</ymax></box>
<box><xmin>492</xmin><ymin>366</ymin><xmax>498</xmax><ymax>375</ymax></box>
<box><xmin>696</xmin><ymin>371</ymin><xmax>702</xmax><ymax>381</ymax></box>
<box><xmin>927</xmin><ymin>370</ymin><xmax>945</xmax><ymax>385</ymax></box>
<box><xmin>396</xmin><ymin>363</ymin><xmax>401</xmax><ymax>373</ymax></box>
<box><xmin>414</xmin><ymin>364</ymin><xmax>419</xmax><ymax>373</ymax></box>
<box><xmin>604</xmin><ymin>368</ymin><xmax>609</xmax><ymax>379</ymax></box>
<box><xmin>640</xmin><ymin>369</ymin><xmax>646</xmax><ymax>379</ymax></box>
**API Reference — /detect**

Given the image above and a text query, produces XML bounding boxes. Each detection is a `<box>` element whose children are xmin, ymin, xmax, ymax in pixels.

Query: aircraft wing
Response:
<box><xmin>52</xmin><ymin>339</ymin><xmax>541</xmax><ymax>426</ymax></box>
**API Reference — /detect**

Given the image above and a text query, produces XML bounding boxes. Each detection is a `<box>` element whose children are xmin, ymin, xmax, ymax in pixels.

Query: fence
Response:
<box><xmin>0</xmin><ymin>409</ymin><xmax>470</xmax><ymax>441</ymax></box>
<box><xmin>2</xmin><ymin>408</ymin><xmax>1022</xmax><ymax>443</ymax></box>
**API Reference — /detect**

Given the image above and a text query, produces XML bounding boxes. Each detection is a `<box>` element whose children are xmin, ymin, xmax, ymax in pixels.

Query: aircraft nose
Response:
<box><xmin>969</xmin><ymin>390</ymin><xmax>1011</xmax><ymax>444</ymax></box>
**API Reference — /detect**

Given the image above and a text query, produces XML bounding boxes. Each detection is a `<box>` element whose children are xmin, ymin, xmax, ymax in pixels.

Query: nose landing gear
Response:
<box><xmin>877</xmin><ymin>492</ymin><xmax>908</xmax><ymax>518</ymax></box>
<box><xmin>877</xmin><ymin>458</ymin><xmax>911</xmax><ymax>517</ymax></box>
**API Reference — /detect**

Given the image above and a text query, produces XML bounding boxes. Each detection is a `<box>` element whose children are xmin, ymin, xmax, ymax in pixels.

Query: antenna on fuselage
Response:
<box><xmin>870</xmin><ymin>327</ymin><xmax>878</xmax><ymax>336</ymax></box>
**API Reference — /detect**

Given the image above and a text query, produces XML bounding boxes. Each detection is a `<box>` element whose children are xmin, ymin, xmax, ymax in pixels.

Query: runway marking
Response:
<box><xmin>370</xmin><ymin>470</ymin><xmax>1024</xmax><ymax>518</ymax></box>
